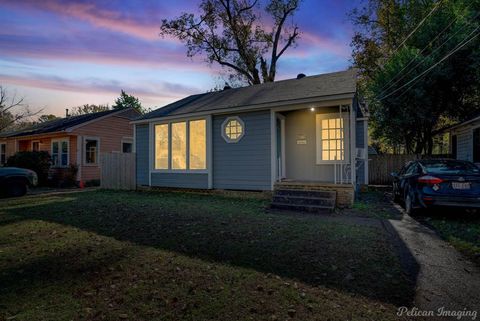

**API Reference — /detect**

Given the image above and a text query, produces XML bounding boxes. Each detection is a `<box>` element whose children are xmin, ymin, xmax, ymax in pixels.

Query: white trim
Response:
<box><xmin>207</xmin><ymin>114</ymin><xmax>213</xmax><ymax>189</ymax></box>
<box><xmin>131</xmin><ymin>95</ymin><xmax>355</xmax><ymax>125</ymax></box>
<box><xmin>350</xmin><ymin>104</ymin><xmax>356</xmax><ymax>186</ymax></box>
<box><xmin>83</xmin><ymin>136</ymin><xmax>100</xmax><ymax>166</ymax></box>
<box><xmin>151</xmin><ymin>117</ymin><xmax>209</xmax><ymax>174</ymax></box>
<box><xmin>315</xmin><ymin>112</ymin><xmax>349</xmax><ymax>164</ymax></box>
<box><xmin>221</xmin><ymin>116</ymin><xmax>245</xmax><ymax>143</ymax></box>
<box><xmin>276</xmin><ymin>113</ymin><xmax>286</xmax><ymax>179</ymax></box>
<box><xmin>270</xmin><ymin>109</ymin><xmax>276</xmax><ymax>190</ymax></box>
<box><xmin>31</xmin><ymin>140</ymin><xmax>40</xmax><ymax>152</ymax></box>
<box><xmin>65</xmin><ymin>108</ymin><xmax>138</xmax><ymax>132</ymax></box>
<box><xmin>121</xmin><ymin>137</ymin><xmax>133</xmax><ymax>153</ymax></box>
<box><xmin>51</xmin><ymin>138</ymin><xmax>70</xmax><ymax>168</ymax></box>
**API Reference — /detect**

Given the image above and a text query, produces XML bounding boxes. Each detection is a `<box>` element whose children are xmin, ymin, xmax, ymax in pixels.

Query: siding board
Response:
<box><xmin>213</xmin><ymin>111</ymin><xmax>271</xmax><ymax>190</ymax></box>
<box><xmin>151</xmin><ymin>172</ymin><xmax>208</xmax><ymax>188</ymax></box>
<box><xmin>135</xmin><ymin>125</ymin><xmax>149</xmax><ymax>185</ymax></box>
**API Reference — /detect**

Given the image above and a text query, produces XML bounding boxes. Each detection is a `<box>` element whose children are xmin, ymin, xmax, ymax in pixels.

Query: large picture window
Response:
<box><xmin>52</xmin><ymin>139</ymin><xmax>69</xmax><ymax>167</ymax></box>
<box><xmin>316</xmin><ymin>114</ymin><xmax>346</xmax><ymax>163</ymax></box>
<box><xmin>154</xmin><ymin>119</ymin><xmax>206</xmax><ymax>171</ymax></box>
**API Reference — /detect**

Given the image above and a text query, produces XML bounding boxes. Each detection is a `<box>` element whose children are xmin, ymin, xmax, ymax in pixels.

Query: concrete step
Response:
<box><xmin>272</xmin><ymin>195</ymin><xmax>335</xmax><ymax>207</ymax></box>
<box><xmin>270</xmin><ymin>202</ymin><xmax>334</xmax><ymax>213</ymax></box>
<box><xmin>274</xmin><ymin>188</ymin><xmax>336</xmax><ymax>199</ymax></box>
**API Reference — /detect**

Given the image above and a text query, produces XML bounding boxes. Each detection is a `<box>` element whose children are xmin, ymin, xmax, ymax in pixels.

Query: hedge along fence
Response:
<box><xmin>368</xmin><ymin>154</ymin><xmax>451</xmax><ymax>185</ymax></box>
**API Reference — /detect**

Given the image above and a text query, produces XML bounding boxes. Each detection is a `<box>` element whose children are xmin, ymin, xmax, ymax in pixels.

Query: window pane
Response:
<box><xmin>189</xmin><ymin>120</ymin><xmax>206</xmax><ymax>169</ymax></box>
<box><xmin>61</xmin><ymin>153</ymin><xmax>68</xmax><ymax>166</ymax></box>
<box><xmin>322</xmin><ymin>151</ymin><xmax>329</xmax><ymax>160</ymax></box>
<box><xmin>329</xmin><ymin>129</ymin><xmax>336</xmax><ymax>139</ymax></box>
<box><xmin>52</xmin><ymin>154</ymin><xmax>58</xmax><ymax>166</ymax></box>
<box><xmin>61</xmin><ymin>141</ymin><xmax>68</xmax><ymax>153</ymax></box>
<box><xmin>52</xmin><ymin>142</ymin><xmax>59</xmax><ymax>153</ymax></box>
<box><xmin>322</xmin><ymin>141</ymin><xmax>329</xmax><ymax>150</ymax></box>
<box><xmin>329</xmin><ymin>119</ymin><xmax>335</xmax><ymax>128</ymax></box>
<box><xmin>85</xmin><ymin>139</ymin><xmax>97</xmax><ymax>164</ymax></box>
<box><xmin>155</xmin><ymin>124</ymin><xmax>169</xmax><ymax>169</ymax></box>
<box><xmin>122</xmin><ymin>143</ymin><xmax>132</xmax><ymax>153</ymax></box>
<box><xmin>172</xmin><ymin>122</ymin><xmax>186</xmax><ymax>169</ymax></box>
<box><xmin>322</xmin><ymin>119</ymin><xmax>329</xmax><ymax>128</ymax></box>
<box><xmin>225</xmin><ymin>118</ymin><xmax>243</xmax><ymax>141</ymax></box>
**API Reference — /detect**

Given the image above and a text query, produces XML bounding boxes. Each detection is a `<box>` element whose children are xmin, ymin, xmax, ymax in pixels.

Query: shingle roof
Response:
<box><xmin>137</xmin><ymin>69</ymin><xmax>357</xmax><ymax>121</ymax></box>
<box><xmin>1</xmin><ymin>108</ymin><xmax>128</xmax><ymax>138</ymax></box>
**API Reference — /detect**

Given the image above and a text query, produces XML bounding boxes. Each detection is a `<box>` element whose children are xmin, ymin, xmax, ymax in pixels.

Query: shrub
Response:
<box><xmin>6</xmin><ymin>151</ymin><xmax>51</xmax><ymax>185</ymax></box>
<box><xmin>62</xmin><ymin>164</ymin><xmax>78</xmax><ymax>187</ymax></box>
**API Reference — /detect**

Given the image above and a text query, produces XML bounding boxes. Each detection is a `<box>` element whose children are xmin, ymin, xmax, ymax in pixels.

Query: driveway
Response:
<box><xmin>387</xmin><ymin>205</ymin><xmax>480</xmax><ymax>319</ymax></box>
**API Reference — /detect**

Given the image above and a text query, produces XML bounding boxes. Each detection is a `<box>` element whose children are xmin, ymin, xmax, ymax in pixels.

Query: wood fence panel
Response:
<box><xmin>368</xmin><ymin>154</ymin><xmax>418</xmax><ymax>185</ymax></box>
<box><xmin>100</xmin><ymin>152</ymin><xmax>136</xmax><ymax>190</ymax></box>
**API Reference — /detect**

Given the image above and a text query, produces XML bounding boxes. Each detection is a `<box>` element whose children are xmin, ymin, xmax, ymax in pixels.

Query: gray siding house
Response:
<box><xmin>448</xmin><ymin>115</ymin><xmax>480</xmax><ymax>164</ymax></box>
<box><xmin>132</xmin><ymin>70</ymin><xmax>368</xmax><ymax>196</ymax></box>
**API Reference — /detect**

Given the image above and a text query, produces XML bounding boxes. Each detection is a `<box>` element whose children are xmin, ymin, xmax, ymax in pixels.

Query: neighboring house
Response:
<box><xmin>0</xmin><ymin>108</ymin><xmax>139</xmax><ymax>183</ymax></box>
<box><xmin>447</xmin><ymin>114</ymin><xmax>480</xmax><ymax>164</ymax></box>
<box><xmin>133</xmin><ymin>70</ymin><xmax>369</xmax><ymax>205</ymax></box>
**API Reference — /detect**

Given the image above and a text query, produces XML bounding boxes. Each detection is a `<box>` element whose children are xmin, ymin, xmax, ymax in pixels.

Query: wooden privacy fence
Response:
<box><xmin>368</xmin><ymin>154</ymin><xmax>451</xmax><ymax>185</ymax></box>
<box><xmin>369</xmin><ymin>154</ymin><xmax>418</xmax><ymax>185</ymax></box>
<box><xmin>100</xmin><ymin>152</ymin><xmax>136</xmax><ymax>190</ymax></box>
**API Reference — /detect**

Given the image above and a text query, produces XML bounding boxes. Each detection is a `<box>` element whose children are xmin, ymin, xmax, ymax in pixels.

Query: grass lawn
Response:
<box><xmin>0</xmin><ymin>190</ymin><xmax>414</xmax><ymax>321</ymax></box>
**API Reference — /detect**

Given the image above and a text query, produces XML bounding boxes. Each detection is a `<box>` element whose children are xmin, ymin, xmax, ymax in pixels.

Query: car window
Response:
<box><xmin>422</xmin><ymin>160</ymin><xmax>480</xmax><ymax>175</ymax></box>
<box><xmin>405</xmin><ymin>163</ymin><xmax>418</xmax><ymax>176</ymax></box>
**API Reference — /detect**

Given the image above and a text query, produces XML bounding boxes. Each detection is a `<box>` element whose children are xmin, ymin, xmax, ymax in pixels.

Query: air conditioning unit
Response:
<box><xmin>356</xmin><ymin>148</ymin><xmax>366</xmax><ymax>159</ymax></box>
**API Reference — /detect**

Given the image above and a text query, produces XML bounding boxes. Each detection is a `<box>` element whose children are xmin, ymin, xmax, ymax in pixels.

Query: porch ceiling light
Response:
<box><xmin>310</xmin><ymin>107</ymin><xmax>315</xmax><ymax>111</ymax></box>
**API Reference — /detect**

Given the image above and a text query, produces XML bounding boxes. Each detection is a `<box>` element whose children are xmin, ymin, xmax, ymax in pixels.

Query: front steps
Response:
<box><xmin>271</xmin><ymin>187</ymin><xmax>336</xmax><ymax>213</ymax></box>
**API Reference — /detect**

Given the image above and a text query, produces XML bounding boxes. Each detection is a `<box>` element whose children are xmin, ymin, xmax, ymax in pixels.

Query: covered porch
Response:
<box><xmin>270</xmin><ymin>101</ymin><xmax>365</xmax><ymax>208</ymax></box>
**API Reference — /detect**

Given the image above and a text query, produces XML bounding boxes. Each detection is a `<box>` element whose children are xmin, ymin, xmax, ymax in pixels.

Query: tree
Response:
<box><xmin>350</xmin><ymin>0</ymin><xmax>480</xmax><ymax>154</ymax></box>
<box><xmin>70</xmin><ymin>104</ymin><xmax>110</xmax><ymax>116</ymax></box>
<box><xmin>38</xmin><ymin>114</ymin><xmax>59</xmax><ymax>123</ymax></box>
<box><xmin>0</xmin><ymin>86</ymin><xmax>39</xmax><ymax>132</ymax></box>
<box><xmin>160</xmin><ymin>0</ymin><xmax>301</xmax><ymax>85</ymax></box>
<box><xmin>112</xmin><ymin>90</ymin><xmax>147</xmax><ymax>113</ymax></box>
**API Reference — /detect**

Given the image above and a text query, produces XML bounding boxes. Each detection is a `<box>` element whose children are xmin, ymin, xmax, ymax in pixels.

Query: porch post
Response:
<box><xmin>270</xmin><ymin>109</ymin><xmax>276</xmax><ymax>190</ymax></box>
<box><xmin>349</xmin><ymin>104</ymin><xmax>356</xmax><ymax>186</ymax></box>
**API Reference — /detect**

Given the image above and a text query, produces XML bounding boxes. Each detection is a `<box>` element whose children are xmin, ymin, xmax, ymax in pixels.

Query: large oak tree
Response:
<box><xmin>160</xmin><ymin>0</ymin><xmax>301</xmax><ymax>85</ymax></box>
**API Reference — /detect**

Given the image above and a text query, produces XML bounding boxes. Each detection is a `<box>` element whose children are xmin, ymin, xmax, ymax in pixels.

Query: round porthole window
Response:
<box><xmin>221</xmin><ymin>116</ymin><xmax>245</xmax><ymax>143</ymax></box>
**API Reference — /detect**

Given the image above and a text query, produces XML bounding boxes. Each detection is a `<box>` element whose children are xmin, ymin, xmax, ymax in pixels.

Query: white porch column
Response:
<box><xmin>350</xmin><ymin>104</ymin><xmax>356</xmax><ymax>186</ymax></box>
<box><xmin>270</xmin><ymin>109</ymin><xmax>277</xmax><ymax>190</ymax></box>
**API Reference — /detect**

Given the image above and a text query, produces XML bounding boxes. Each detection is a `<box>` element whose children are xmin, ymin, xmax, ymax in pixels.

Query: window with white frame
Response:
<box><xmin>222</xmin><ymin>117</ymin><xmax>244</xmax><ymax>143</ymax></box>
<box><xmin>316</xmin><ymin>114</ymin><xmax>346</xmax><ymax>162</ymax></box>
<box><xmin>0</xmin><ymin>143</ymin><xmax>6</xmax><ymax>165</ymax></box>
<box><xmin>122</xmin><ymin>138</ymin><xmax>133</xmax><ymax>153</ymax></box>
<box><xmin>51</xmin><ymin>139</ymin><xmax>69</xmax><ymax>167</ymax></box>
<box><xmin>154</xmin><ymin>119</ymin><xmax>206</xmax><ymax>170</ymax></box>
<box><xmin>84</xmin><ymin>138</ymin><xmax>99</xmax><ymax>164</ymax></box>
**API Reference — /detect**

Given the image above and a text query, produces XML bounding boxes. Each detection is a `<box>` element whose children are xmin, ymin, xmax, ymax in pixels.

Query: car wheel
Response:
<box><xmin>9</xmin><ymin>180</ymin><xmax>27</xmax><ymax>197</ymax></box>
<box><xmin>405</xmin><ymin>191</ymin><xmax>416</xmax><ymax>215</ymax></box>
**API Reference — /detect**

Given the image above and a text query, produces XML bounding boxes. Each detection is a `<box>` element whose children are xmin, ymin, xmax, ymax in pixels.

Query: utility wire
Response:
<box><xmin>388</xmin><ymin>0</ymin><xmax>444</xmax><ymax>58</ymax></box>
<box><xmin>376</xmin><ymin>8</ymin><xmax>467</xmax><ymax>94</ymax></box>
<box><xmin>378</xmin><ymin>25</ymin><xmax>480</xmax><ymax>101</ymax></box>
<box><xmin>377</xmin><ymin>9</ymin><xmax>480</xmax><ymax>99</ymax></box>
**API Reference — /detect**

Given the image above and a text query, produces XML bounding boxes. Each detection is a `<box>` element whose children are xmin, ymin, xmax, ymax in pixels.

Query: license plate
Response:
<box><xmin>452</xmin><ymin>182</ymin><xmax>470</xmax><ymax>190</ymax></box>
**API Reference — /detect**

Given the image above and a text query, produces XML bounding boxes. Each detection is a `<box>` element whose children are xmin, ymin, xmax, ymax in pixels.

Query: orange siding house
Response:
<box><xmin>0</xmin><ymin>108</ymin><xmax>139</xmax><ymax>183</ymax></box>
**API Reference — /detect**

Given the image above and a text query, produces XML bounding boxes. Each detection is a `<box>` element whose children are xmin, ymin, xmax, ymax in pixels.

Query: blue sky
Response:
<box><xmin>0</xmin><ymin>0</ymin><xmax>356</xmax><ymax>116</ymax></box>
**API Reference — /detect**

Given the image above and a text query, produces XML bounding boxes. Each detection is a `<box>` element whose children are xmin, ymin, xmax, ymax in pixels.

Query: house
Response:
<box><xmin>446</xmin><ymin>114</ymin><xmax>480</xmax><ymax>164</ymax></box>
<box><xmin>133</xmin><ymin>70</ymin><xmax>368</xmax><ymax>207</ymax></box>
<box><xmin>0</xmin><ymin>108</ymin><xmax>139</xmax><ymax>184</ymax></box>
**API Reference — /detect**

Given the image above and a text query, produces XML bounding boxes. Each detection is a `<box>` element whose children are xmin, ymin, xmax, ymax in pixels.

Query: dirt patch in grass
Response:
<box><xmin>0</xmin><ymin>190</ymin><xmax>415</xmax><ymax>320</ymax></box>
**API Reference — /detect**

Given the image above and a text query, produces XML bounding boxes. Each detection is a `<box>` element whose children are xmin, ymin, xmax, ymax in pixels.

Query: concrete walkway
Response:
<box><xmin>388</xmin><ymin>208</ymin><xmax>480</xmax><ymax>319</ymax></box>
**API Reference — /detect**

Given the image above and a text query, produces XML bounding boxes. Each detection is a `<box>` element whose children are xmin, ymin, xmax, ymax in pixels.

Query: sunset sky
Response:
<box><xmin>0</xmin><ymin>0</ymin><xmax>356</xmax><ymax>116</ymax></box>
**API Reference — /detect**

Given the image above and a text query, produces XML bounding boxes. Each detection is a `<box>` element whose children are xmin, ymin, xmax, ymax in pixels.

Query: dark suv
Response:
<box><xmin>0</xmin><ymin>167</ymin><xmax>38</xmax><ymax>197</ymax></box>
